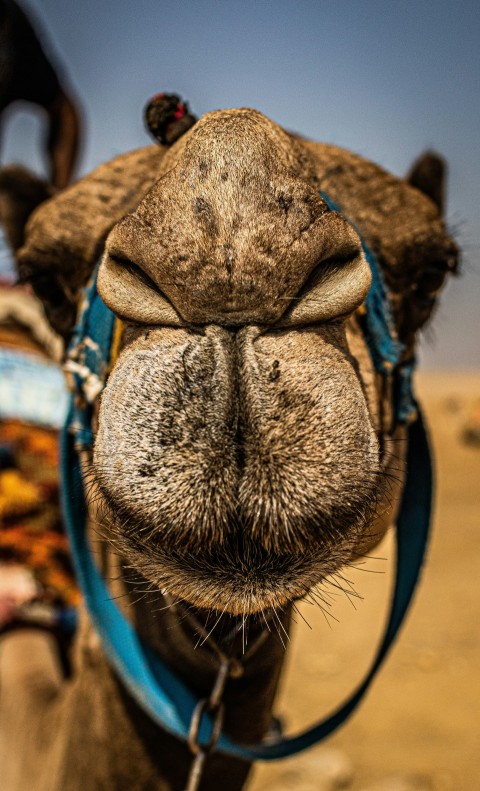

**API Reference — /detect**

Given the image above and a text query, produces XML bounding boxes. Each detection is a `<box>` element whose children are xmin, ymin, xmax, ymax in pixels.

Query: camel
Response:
<box><xmin>0</xmin><ymin>104</ymin><xmax>458</xmax><ymax>790</ymax></box>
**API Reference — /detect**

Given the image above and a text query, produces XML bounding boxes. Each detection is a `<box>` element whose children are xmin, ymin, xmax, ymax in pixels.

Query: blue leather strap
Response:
<box><xmin>320</xmin><ymin>192</ymin><xmax>416</xmax><ymax>423</ymax></box>
<box><xmin>61</xmin><ymin>404</ymin><xmax>431</xmax><ymax>760</ymax></box>
<box><xmin>60</xmin><ymin>197</ymin><xmax>432</xmax><ymax>759</ymax></box>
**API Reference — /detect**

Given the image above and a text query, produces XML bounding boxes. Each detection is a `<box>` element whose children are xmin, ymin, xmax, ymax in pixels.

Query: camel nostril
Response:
<box><xmin>108</xmin><ymin>253</ymin><xmax>161</xmax><ymax>295</ymax></box>
<box><xmin>97</xmin><ymin>248</ymin><xmax>185</xmax><ymax>327</ymax></box>
<box><xmin>277</xmin><ymin>249</ymin><xmax>371</xmax><ymax>327</ymax></box>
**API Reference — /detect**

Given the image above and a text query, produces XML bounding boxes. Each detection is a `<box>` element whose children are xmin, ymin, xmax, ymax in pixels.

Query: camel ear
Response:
<box><xmin>400</xmin><ymin>151</ymin><xmax>458</xmax><ymax>342</ymax></box>
<box><xmin>406</xmin><ymin>151</ymin><xmax>445</xmax><ymax>214</ymax></box>
<box><xmin>17</xmin><ymin>145</ymin><xmax>166</xmax><ymax>339</ymax></box>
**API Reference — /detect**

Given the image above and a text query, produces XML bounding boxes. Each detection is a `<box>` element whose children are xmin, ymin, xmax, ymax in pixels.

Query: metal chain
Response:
<box><xmin>184</xmin><ymin>751</ymin><xmax>207</xmax><ymax>791</ymax></box>
<box><xmin>182</xmin><ymin>656</ymin><xmax>235</xmax><ymax>791</ymax></box>
<box><xmin>177</xmin><ymin>603</ymin><xmax>271</xmax><ymax>791</ymax></box>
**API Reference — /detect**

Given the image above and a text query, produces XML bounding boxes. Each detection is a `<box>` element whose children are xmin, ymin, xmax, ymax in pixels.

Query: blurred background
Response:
<box><xmin>0</xmin><ymin>0</ymin><xmax>479</xmax><ymax>368</ymax></box>
<box><xmin>0</xmin><ymin>3</ymin><xmax>478</xmax><ymax>790</ymax></box>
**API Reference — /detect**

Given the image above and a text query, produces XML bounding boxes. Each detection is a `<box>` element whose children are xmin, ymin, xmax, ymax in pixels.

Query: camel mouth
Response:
<box><xmin>91</xmin><ymin>415</ymin><xmax>405</xmax><ymax>617</ymax></box>
<box><xmin>95</xmin><ymin>477</ymin><xmax>387</xmax><ymax>616</ymax></box>
<box><xmin>106</xmin><ymin>530</ymin><xmax>357</xmax><ymax>616</ymax></box>
<box><xmin>91</xmin><ymin>427</ymin><xmax>403</xmax><ymax>617</ymax></box>
<box><xmin>92</xmin><ymin>312</ymin><xmax>391</xmax><ymax>616</ymax></box>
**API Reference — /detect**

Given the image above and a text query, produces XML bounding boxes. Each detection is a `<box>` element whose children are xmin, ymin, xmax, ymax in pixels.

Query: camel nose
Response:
<box><xmin>99</xmin><ymin>205</ymin><xmax>369</xmax><ymax>329</ymax></box>
<box><xmin>164</xmin><ymin>206</ymin><xmax>369</xmax><ymax>327</ymax></box>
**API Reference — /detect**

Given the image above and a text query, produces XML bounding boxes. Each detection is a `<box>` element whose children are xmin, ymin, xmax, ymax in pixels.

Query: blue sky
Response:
<box><xmin>3</xmin><ymin>0</ymin><xmax>479</xmax><ymax>367</ymax></box>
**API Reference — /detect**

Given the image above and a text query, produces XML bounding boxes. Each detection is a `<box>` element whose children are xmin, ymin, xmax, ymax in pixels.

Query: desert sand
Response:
<box><xmin>249</xmin><ymin>371</ymin><xmax>480</xmax><ymax>791</ymax></box>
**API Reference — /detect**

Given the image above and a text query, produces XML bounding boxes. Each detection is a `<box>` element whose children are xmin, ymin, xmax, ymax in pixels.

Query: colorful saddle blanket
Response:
<box><xmin>0</xmin><ymin>285</ymin><xmax>79</xmax><ymax>630</ymax></box>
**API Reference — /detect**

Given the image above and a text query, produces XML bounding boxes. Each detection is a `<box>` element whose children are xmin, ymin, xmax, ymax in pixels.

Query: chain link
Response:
<box><xmin>180</xmin><ymin>616</ymin><xmax>270</xmax><ymax>791</ymax></box>
<box><xmin>183</xmin><ymin>658</ymin><xmax>230</xmax><ymax>791</ymax></box>
<box><xmin>184</xmin><ymin>751</ymin><xmax>207</xmax><ymax>791</ymax></box>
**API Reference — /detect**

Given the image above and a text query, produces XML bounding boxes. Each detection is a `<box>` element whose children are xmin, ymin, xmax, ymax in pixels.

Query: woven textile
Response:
<box><xmin>0</xmin><ymin>287</ymin><xmax>79</xmax><ymax>622</ymax></box>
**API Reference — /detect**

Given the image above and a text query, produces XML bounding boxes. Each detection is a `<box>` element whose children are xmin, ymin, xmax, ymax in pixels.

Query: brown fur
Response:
<box><xmin>0</xmin><ymin>107</ymin><xmax>458</xmax><ymax>790</ymax></box>
<box><xmin>91</xmin><ymin>109</ymin><xmax>456</xmax><ymax>615</ymax></box>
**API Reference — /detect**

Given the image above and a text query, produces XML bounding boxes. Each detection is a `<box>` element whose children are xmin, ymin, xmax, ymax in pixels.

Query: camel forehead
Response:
<box><xmin>139</xmin><ymin>107</ymin><xmax>315</xmax><ymax>218</ymax></box>
<box><xmin>102</xmin><ymin>107</ymin><xmax>452</xmax><ymax>327</ymax></box>
<box><xmin>178</xmin><ymin>108</ymin><xmax>301</xmax><ymax>174</ymax></box>
<box><xmin>124</xmin><ymin>107</ymin><xmax>444</xmax><ymax>248</ymax></box>
<box><xmin>105</xmin><ymin>109</ymin><xmax>368</xmax><ymax>324</ymax></box>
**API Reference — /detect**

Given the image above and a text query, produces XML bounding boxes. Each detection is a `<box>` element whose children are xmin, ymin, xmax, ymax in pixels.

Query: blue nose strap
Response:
<box><xmin>61</xmin><ymin>198</ymin><xmax>431</xmax><ymax>761</ymax></box>
<box><xmin>320</xmin><ymin>192</ymin><xmax>416</xmax><ymax>424</ymax></box>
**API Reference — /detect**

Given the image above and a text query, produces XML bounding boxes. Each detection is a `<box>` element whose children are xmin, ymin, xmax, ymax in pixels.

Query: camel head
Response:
<box><xmin>11</xmin><ymin>107</ymin><xmax>458</xmax><ymax>616</ymax></box>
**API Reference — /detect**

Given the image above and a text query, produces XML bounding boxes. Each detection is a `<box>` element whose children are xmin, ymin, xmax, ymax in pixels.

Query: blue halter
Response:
<box><xmin>61</xmin><ymin>198</ymin><xmax>431</xmax><ymax>761</ymax></box>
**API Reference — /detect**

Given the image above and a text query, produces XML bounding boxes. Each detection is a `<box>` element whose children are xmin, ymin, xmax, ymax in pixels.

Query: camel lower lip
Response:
<box><xmin>95</xmin><ymin>426</ymin><xmax>390</xmax><ymax>616</ymax></box>
<box><xmin>105</xmin><ymin>524</ymin><xmax>359</xmax><ymax>616</ymax></box>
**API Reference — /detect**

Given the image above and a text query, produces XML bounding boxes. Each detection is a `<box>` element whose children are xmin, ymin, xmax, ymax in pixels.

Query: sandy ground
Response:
<box><xmin>248</xmin><ymin>371</ymin><xmax>480</xmax><ymax>791</ymax></box>
<box><xmin>1</xmin><ymin>370</ymin><xmax>477</xmax><ymax>789</ymax></box>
